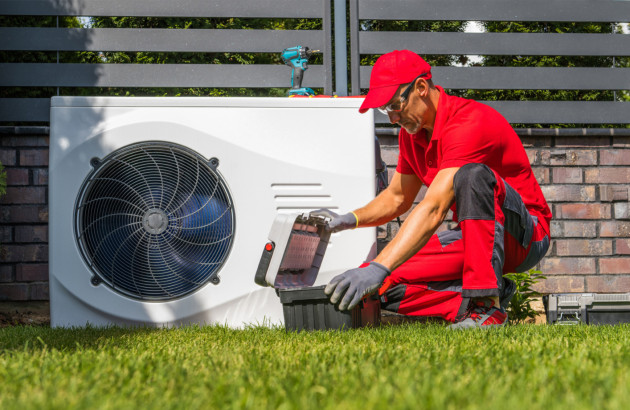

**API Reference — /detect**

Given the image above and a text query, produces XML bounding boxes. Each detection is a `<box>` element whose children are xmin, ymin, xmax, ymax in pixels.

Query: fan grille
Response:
<box><xmin>74</xmin><ymin>142</ymin><xmax>235</xmax><ymax>301</ymax></box>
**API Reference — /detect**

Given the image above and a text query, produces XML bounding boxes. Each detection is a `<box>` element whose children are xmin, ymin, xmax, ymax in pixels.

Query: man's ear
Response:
<box><xmin>415</xmin><ymin>78</ymin><xmax>430</xmax><ymax>98</ymax></box>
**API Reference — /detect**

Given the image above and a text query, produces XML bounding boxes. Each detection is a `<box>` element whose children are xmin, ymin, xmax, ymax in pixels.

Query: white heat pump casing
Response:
<box><xmin>49</xmin><ymin>97</ymin><xmax>376</xmax><ymax>328</ymax></box>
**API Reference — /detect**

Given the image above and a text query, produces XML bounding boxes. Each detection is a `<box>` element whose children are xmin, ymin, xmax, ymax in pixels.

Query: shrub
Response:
<box><xmin>505</xmin><ymin>269</ymin><xmax>546</xmax><ymax>324</ymax></box>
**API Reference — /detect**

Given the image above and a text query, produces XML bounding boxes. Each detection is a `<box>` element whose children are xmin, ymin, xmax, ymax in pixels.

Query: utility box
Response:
<box><xmin>544</xmin><ymin>293</ymin><xmax>630</xmax><ymax>325</ymax></box>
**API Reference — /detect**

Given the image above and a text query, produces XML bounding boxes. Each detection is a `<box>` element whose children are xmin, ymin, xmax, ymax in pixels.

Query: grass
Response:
<box><xmin>1</xmin><ymin>324</ymin><xmax>629</xmax><ymax>410</ymax></box>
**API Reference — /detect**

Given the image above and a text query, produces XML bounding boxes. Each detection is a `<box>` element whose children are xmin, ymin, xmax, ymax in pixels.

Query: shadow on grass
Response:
<box><xmin>0</xmin><ymin>325</ymin><xmax>171</xmax><ymax>352</ymax></box>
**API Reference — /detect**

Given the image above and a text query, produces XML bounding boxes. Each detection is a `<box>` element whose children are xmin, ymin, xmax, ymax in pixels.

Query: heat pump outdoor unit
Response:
<box><xmin>49</xmin><ymin>97</ymin><xmax>376</xmax><ymax>328</ymax></box>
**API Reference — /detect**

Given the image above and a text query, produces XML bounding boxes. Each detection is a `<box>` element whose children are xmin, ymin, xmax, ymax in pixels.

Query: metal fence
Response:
<box><xmin>0</xmin><ymin>0</ymin><xmax>333</xmax><ymax>121</ymax></box>
<box><xmin>1</xmin><ymin>0</ymin><xmax>630</xmax><ymax>126</ymax></box>
<box><xmin>350</xmin><ymin>0</ymin><xmax>630</xmax><ymax>125</ymax></box>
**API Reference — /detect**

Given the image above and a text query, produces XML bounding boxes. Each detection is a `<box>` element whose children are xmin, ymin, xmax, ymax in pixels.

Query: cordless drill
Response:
<box><xmin>281</xmin><ymin>46</ymin><xmax>318</xmax><ymax>96</ymax></box>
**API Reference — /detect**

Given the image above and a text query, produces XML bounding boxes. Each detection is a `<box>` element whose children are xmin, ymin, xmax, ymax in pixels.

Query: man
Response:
<box><xmin>313</xmin><ymin>50</ymin><xmax>551</xmax><ymax>329</ymax></box>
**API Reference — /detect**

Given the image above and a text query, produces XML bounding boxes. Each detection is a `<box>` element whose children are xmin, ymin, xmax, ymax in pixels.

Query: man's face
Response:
<box><xmin>382</xmin><ymin>81</ymin><xmax>428</xmax><ymax>135</ymax></box>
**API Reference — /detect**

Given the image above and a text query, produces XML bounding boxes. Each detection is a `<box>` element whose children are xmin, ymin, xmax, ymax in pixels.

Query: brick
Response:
<box><xmin>552</xmin><ymin>168</ymin><xmax>582</xmax><ymax>184</ymax></box>
<box><xmin>541</xmin><ymin>185</ymin><xmax>595</xmax><ymax>202</ymax></box>
<box><xmin>0</xmin><ymin>187</ymin><xmax>46</xmax><ymax>204</ymax></box>
<box><xmin>599</xmin><ymin>185</ymin><xmax>629</xmax><ymax>202</ymax></box>
<box><xmin>387</xmin><ymin>168</ymin><xmax>395</xmax><ymax>184</ymax></box>
<box><xmin>613</xmin><ymin>136</ymin><xmax>630</xmax><ymax>148</ymax></box>
<box><xmin>16</xmin><ymin>264</ymin><xmax>48</xmax><ymax>282</ymax></box>
<box><xmin>0</xmin><ymin>148</ymin><xmax>17</xmax><ymax>166</ymax></box>
<box><xmin>376</xmin><ymin>135</ymin><xmax>397</xmax><ymax>147</ymax></box>
<box><xmin>555</xmin><ymin>203</ymin><xmax>611</xmax><ymax>219</ymax></box>
<box><xmin>377</xmin><ymin>225</ymin><xmax>387</xmax><ymax>240</ymax></box>
<box><xmin>537</xmin><ymin>150</ymin><xmax>550</xmax><ymax>165</ymax></box>
<box><xmin>19</xmin><ymin>149</ymin><xmax>48</xmax><ymax>166</ymax></box>
<box><xmin>548</xmin><ymin>150</ymin><xmax>597</xmax><ymax>166</ymax></box>
<box><xmin>29</xmin><ymin>283</ymin><xmax>49</xmax><ymax>301</ymax></box>
<box><xmin>599</xmin><ymin>258</ymin><xmax>630</xmax><ymax>274</ymax></box>
<box><xmin>586</xmin><ymin>275</ymin><xmax>630</xmax><ymax>293</ymax></box>
<box><xmin>32</xmin><ymin>168</ymin><xmax>48</xmax><ymax>185</ymax></box>
<box><xmin>0</xmin><ymin>265</ymin><xmax>13</xmax><ymax>282</ymax></box>
<box><xmin>585</xmin><ymin>168</ymin><xmax>630</xmax><ymax>184</ymax></box>
<box><xmin>519</xmin><ymin>136</ymin><xmax>552</xmax><ymax>148</ymax></box>
<box><xmin>533</xmin><ymin>276</ymin><xmax>585</xmax><ymax>293</ymax></box>
<box><xmin>532</xmin><ymin>167</ymin><xmax>550</xmax><ymax>184</ymax></box>
<box><xmin>0</xmin><ymin>205</ymin><xmax>48</xmax><ymax>223</ymax></box>
<box><xmin>550</xmin><ymin>221</ymin><xmax>597</xmax><ymax>238</ymax></box>
<box><xmin>0</xmin><ymin>226</ymin><xmax>13</xmax><ymax>243</ymax></box>
<box><xmin>600</xmin><ymin>221</ymin><xmax>630</xmax><ymax>237</ymax></box>
<box><xmin>416</xmin><ymin>186</ymin><xmax>428</xmax><ymax>203</ymax></box>
<box><xmin>380</xmin><ymin>147</ymin><xmax>399</xmax><ymax>166</ymax></box>
<box><xmin>0</xmin><ymin>136</ymin><xmax>49</xmax><ymax>147</ymax></box>
<box><xmin>555</xmin><ymin>136</ymin><xmax>611</xmax><ymax>147</ymax></box>
<box><xmin>617</xmin><ymin>239</ymin><xmax>630</xmax><ymax>255</ymax></box>
<box><xmin>0</xmin><ymin>245</ymin><xmax>48</xmax><ymax>263</ymax></box>
<box><xmin>555</xmin><ymin>239</ymin><xmax>612</xmax><ymax>256</ymax></box>
<box><xmin>525</xmin><ymin>148</ymin><xmax>539</xmax><ymax>165</ymax></box>
<box><xmin>14</xmin><ymin>226</ymin><xmax>48</xmax><ymax>243</ymax></box>
<box><xmin>0</xmin><ymin>283</ymin><xmax>29</xmax><ymax>301</ymax></box>
<box><xmin>600</xmin><ymin>149</ymin><xmax>630</xmax><ymax>166</ymax></box>
<box><xmin>614</xmin><ymin>203</ymin><xmax>630</xmax><ymax>220</ymax></box>
<box><xmin>540</xmin><ymin>257</ymin><xmax>596</xmax><ymax>275</ymax></box>
<box><xmin>5</xmin><ymin>168</ymin><xmax>29</xmax><ymax>185</ymax></box>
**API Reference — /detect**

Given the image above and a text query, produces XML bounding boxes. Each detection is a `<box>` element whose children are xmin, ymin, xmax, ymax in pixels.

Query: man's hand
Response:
<box><xmin>310</xmin><ymin>209</ymin><xmax>358</xmax><ymax>233</ymax></box>
<box><xmin>325</xmin><ymin>262</ymin><xmax>390</xmax><ymax>310</ymax></box>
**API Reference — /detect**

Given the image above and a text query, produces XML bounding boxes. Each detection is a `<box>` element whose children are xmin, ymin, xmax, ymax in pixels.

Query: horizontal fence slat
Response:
<box><xmin>357</xmin><ymin>0</ymin><xmax>630</xmax><ymax>22</ymax></box>
<box><xmin>0</xmin><ymin>0</ymin><xmax>323</xmax><ymax>18</ymax></box>
<box><xmin>359</xmin><ymin>32</ymin><xmax>630</xmax><ymax>56</ymax></box>
<box><xmin>0</xmin><ymin>28</ymin><xmax>325</xmax><ymax>52</ymax></box>
<box><xmin>360</xmin><ymin>66</ymin><xmax>630</xmax><ymax>90</ymax></box>
<box><xmin>0</xmin><ymin>63</ymin><xmax>324</xmax><ymax>88</ymax></box>
<box><xmin>374</xmin><ymin>101</ymin><xmax>630</xmax><ymax>124</ymax></box>
<box><xmin>0</xmin><ymin>98</ymin><xmax>50</xmax><ymax>122</ymax></box>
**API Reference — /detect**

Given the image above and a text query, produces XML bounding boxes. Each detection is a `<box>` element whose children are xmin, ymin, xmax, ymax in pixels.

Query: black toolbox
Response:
<box><xmin>279</xmin><ymin>285</ymin><xmax>380</xmax><ymax>331</ymax></box>
<box><xmin>544</xmin><ymin>293</ymin><xmax>630</xmax><ymax>325</ymax></box>
<box><xmin>255</xmin><ymin>213</ymin><xmax>380</xmax><ymax>331</ymax></box>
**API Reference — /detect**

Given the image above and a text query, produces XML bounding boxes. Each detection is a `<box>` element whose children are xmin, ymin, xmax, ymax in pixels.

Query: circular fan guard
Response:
<box><xmin>74</xmin><ymin>142</ymin><xmax>235</xmax><ymax>301</ymax></box>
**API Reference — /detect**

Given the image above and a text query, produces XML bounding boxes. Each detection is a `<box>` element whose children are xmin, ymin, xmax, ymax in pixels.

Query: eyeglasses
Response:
<box><xmin>377</xmin><ymin>73</ymin><xmax>429</xmax><ymax>115</ymax></box>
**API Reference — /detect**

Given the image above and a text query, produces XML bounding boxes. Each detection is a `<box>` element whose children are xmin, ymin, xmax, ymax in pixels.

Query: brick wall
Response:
<box><xmin>0</xmin><ymin>129</ymin><xmax>49</xmax><ymax>302</ymax></box>
<box><xmin>1</xmin><ymin>128</ymin><xmax>629</xmax><ymax>302</ymax></box>
<box><xmin>377</xmin><ymin>132</ymin><xmax>630</xmax><ymax>294</ymax></box>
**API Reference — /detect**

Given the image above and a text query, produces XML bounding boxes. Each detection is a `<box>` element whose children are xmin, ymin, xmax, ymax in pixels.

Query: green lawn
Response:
<box><xmin>1</xmin><ymin>323</ymin><xmax>629</xmax><ymax>409</ymax></box>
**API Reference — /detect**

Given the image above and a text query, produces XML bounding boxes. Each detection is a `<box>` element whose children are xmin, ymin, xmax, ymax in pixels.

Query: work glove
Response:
<box><xmin>310</xmin><ymin>209</ymin><xmax>358</xmax><ymax>233</ymax></box>
<box><xmin>325</xmin><ymin>262</ymin><xmax>391</xmax><ymax>311</ymax></box>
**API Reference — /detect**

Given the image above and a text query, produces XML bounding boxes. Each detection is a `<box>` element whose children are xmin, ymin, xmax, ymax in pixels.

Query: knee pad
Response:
<box><xmin>453</xmin><ymin>163</ymin><xmax>496</xmax><ymax>220</ymax></box>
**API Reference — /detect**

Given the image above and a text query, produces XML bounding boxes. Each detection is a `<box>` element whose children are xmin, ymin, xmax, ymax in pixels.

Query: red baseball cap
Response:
<box><xmin>358</xmin><ymin>50</ymin><xmax>432</xmax><ymax>113</ymax></box>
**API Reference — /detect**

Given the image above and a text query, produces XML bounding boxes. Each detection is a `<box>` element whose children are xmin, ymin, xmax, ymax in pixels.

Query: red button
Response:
<box><xmin>265</xmin><ymin>243</ymin><xmax>274</xmax><ymax>252</ymax></box>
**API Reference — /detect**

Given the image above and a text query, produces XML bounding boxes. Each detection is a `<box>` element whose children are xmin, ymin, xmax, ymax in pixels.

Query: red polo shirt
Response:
<box><xmin>396</xmin><ymin>86</ymin><xmax>551</xmax><ymax>232</ymax></box>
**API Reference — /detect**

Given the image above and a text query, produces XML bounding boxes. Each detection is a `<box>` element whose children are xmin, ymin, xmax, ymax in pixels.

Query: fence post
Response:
<box><xmin>334</xmin><ymin>0</ymin><xmax>348</xmax><ymax>96</ymax></box>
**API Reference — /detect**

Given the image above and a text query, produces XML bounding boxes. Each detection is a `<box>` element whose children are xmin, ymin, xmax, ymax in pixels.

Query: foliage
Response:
<box><xmin>0</xmin><ymin>16</ymin><xmax>81</xmax><ymax>100</ymax></box>
<box><xmin>2</xmin><ymin>324</ymin><xmax>630</xmax><ymax>409</ymax></box>
<box><xmin>505</xmin><ymin>269</ymin><xmax>547</xmax><ymax>324</ymax></box>
<box><xmin>359</xmin><ymin>20</ymin><xmax>466</xmax><ymax>75</ymax></box>
<box><xmin>463</xmin><ymin>21</ymin><xmax>630</xmax><ymax>127</ymax></box>
<box><xmin>81</xmin><ymin>16</ymin><xmax>323</xmax><ymax>97</ymax></box>
<box><xmin>0</xmin><ymin>15</ymin><xmax>322</xmax><ymax>99</ymax></box>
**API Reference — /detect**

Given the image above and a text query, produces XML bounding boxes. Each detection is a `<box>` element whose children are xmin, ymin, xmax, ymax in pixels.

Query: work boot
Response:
<box><xmin>500</xmin><ymin>277</ymin><xmax>517</xmax><ymax>310</ymax></box>
<box><xmin>449</xmin><ymin>297</ymin><xmax>507</xmax><ymax>330</ymax></box>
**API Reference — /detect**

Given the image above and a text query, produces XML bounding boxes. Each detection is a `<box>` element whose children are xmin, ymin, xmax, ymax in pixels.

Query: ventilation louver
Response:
<box><xmin>74</xmin><ymin>141</ymin><xmax>234</xmax><ymax>301</ymax></box>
